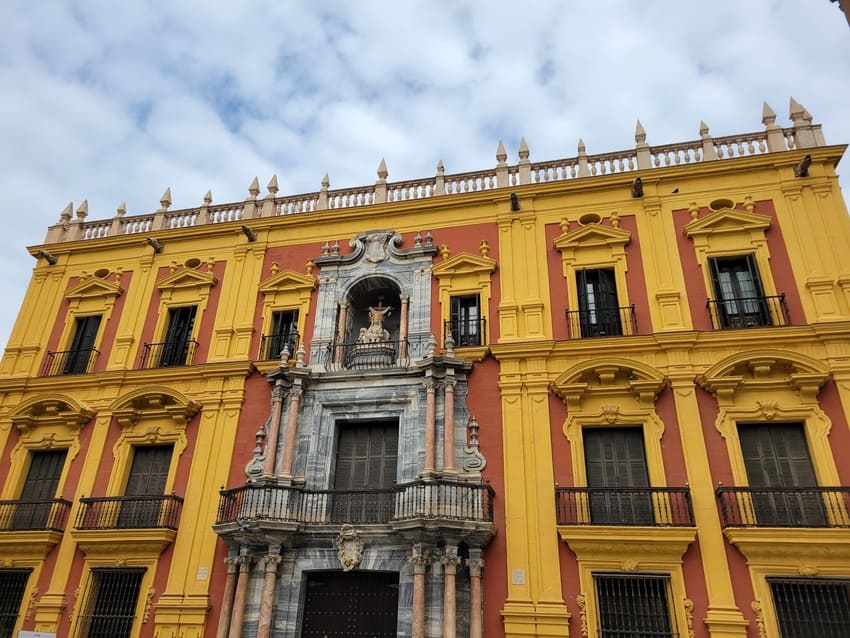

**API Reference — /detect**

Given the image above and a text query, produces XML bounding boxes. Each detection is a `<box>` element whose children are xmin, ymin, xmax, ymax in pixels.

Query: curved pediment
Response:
<box><xmin>157</xmin><ymin>267</ymin><xmax>217</xmax><ymax>291</ymax></box>
<box><xmin>432</xmin><ymin>252</ymin><xmax>497</xmax><ymax>278</ymax></box>
<box><xmin>10</xmin><ymin>394</ymin><xmax>95</xmax><ymax>432</ymax></box>
<box><xmin>258</xmin><ymin>269</ymin><xmax>318</xmax><ymax>294</ymax></box>
<box><xmin>110</xmin><ymin>386</ymin><xmax>201</xmax><ymax>428</ymax></box>
<box><xmin>552</xmin><ymin>358</ymin><xmax>665</xmax><ymax>406</ymax></box>
<box><xmin>65</xmin><ymin>277</ymin><xmax>124</xmax><ymax>301</ymax></box>
<box><xmin>553</xmin><ymin>223</ymin><xmax>631</xmax><ymax>252</ymax></box>
<box><xmin>683</xmin><ymin>208</ymin><xmax>771</xmax><ymax>238</ymax></box>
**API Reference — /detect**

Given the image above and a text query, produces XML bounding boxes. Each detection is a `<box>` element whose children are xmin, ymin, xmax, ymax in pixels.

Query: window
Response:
<box><xmin>595</xmin><ymin>573</ymin><xmax>674</xmax><ymax>638</ymax></box>
<box><xmin>12</xmin><ymin>449</ymin><xmax>66</xmax><ymax>530</ymax></box>
<box><xmin>118</xmin><ymin>445</ymin><xmax>173</xmax><ymax>528</ymax></box>
<box><xmin>583</xmin><ymin>428</ymin><xmax>653</xmax><ymax>525</ymax></box>
<box><xmin>64</xmin><ymin>315</ymin><xmax>101</xmax><ymax>374</ymax></box>
<box><xmin>449</xmin><ymin>295</ymin><xmax>482</xmax><ymax>347</ymax></box>
<box><xmin>769</xmin><ymin>578</ymin><xmax>850</xmax><ymax>638</ymax></box>
<box><xmin>263</xmin><ymin>309</ymin><xmax>299</xmax><ymax>359</ymax></box>
<box><xmin>0</xmin><ymin>569</ymin><xmax>30</xmax><ymax>638</ymax></box>
<box><xmin>575</xmin><ymin>269</ymin><xmax>623</xmax><ymax>337</ymax></box>
<box><xmin>158</xmin><ymin>306</ymin><xmax>197</xmax><ymax>367</ymax></box>
<box><xmin>708</xmin><ymin>255</ymin><xmax>771</xmax><ymax>328</ymax></box>
<box><xmin>76</xmin><ymin>568</ymin><xmax>145</xmax><ymax>638</ymax></box>
<box><xmin>332</xmin><ymin>422</ymin><xmax>398</xmax><ymax>523</ymax></box>
<box><xmin>738</xmin><ymin>423</ymin><xmax>825</xmax><ymax>526</ymax></box>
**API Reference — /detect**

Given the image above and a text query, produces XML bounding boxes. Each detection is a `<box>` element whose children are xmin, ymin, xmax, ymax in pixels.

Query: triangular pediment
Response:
<box><xmin>258</xmin><ymin>270</ymin><xmax>318</xmax><ymax>294</ymax></box>
<box><xmin>65</xmin><ymin>277</ymin><xmax>124</xmax><ymax>301</ymax></box>
<box><xmin>553</xmin><ymin>224</ymin><xmax>631</xmax><ymax>252</ymax></box>
<box><xmin>684</xmin><ymin>208</ymin><xmax>771</xmax><ymax>238</ymax></box>
<box><xmin>432</xmin><ymin>253</ymin><xmax>496</xmax><ymax>278</ymax></box>
<box><xmin>157</xmin><ymin>268</ymin><xmax>217</xmax><ymax>291</ymax></box>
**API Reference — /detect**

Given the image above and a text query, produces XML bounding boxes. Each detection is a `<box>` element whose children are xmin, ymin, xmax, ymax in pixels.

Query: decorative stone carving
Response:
<box><xmin>621</xmin><ymin>559</ymin><xmax>639</xmax><ymax>571</ymax></box>
<box><xmin>143</xmin><ymin>588</ymin><xmax>155</xmax><ymax>623</ymax></box>
<box><xmin>463</xmin><ymin>416</ymin><xmax>487</xmax><ymax>472</ymax></box>
<box><xmin>358</xmin><ymin>303</ymin><xmax>393</xmax><ymax>343</ymax></box>
<box><xmin>683</xmin><ymin>598</ymin><xmax>695</xmax><ymax>638</ymax></box>
<box><xmin>752</xmin><ymin>600</ymin><xmax>767</xmax><ymax>638</ymax></box>
<box><xmin>576</xmin><ymin>594</ymin><xmax>588</xmax><ymax>637</ymax></box>
<box><xmin>334</xmin><ymin>524</ymin><xmax>365</xmax><ymax>572</ymax></box>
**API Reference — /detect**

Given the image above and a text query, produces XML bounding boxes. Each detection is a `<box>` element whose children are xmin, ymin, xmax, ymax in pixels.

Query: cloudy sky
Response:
<box><xmin>1</xmin><ymin>1</ymin><xmax>848</xmax><ymax>349</ymax></box>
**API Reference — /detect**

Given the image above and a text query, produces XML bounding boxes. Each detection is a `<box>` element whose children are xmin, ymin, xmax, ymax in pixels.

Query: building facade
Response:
<box><xmin>0</xmin><ymin>98</ymin><xmax>848</xmax><ymax>638</ymax></box>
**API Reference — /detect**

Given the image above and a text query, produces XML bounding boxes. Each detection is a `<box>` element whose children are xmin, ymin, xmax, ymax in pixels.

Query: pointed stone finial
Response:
<box><xmin>577</xmin><ymin>138</ymin><xmax>586</xmax><ymax>153</ymax></box>
<box><xmin>635</xmin><ymin>120</ymin><xmax>647</xmax><ymax>143</ymax></box>
<box><xmin>248</xmin><ymin>176</ymin><xmax>260</xmax><ymax>199</ymax></box>
<box><xmin>518</xmin><ymin>137</ymin><xmax>530</xmax><ymax>160</ymax></box>
<box><xmin>377</xmin><ymin>158</ymin><xmax>388</xmax><ymax>180</ymax></box>
<box><xmin>436</xmin><ymin>160</ymin><xmax>445</xmax><ymax>175</ymax></box>
<box><xmin>496</xmin><ymin>140</ymin><xmax>507</xmax><ymax>164</ymax></box>
<box><xmin>699</xmin><ymin>121</ymin><xmax>710</xmax><ymax>137</ymax></box>
<box><xmin>762</xmin><ymin>102</ymin><xmax>777</xmax><ymax>126</ymax></box>
<box><xmin>267</xmin><ymin>174</ymin><xmax>279</xmax><ymax>196</ymax></box>
<box><xmin>426</xmin><ymin>335</ymin><xmax>437</xmax><ymax>357</ymax></box>
<box><xmin>76</xmin><ymin>200</ymin><xmax>89</xmax><ymax>219</ymax></box>
<box><xmin>296</xmin><ymin>343</ymin><xmax>307</xmax><ymax>367</ymax></box>
<box><xmin>116</xmin><ymin>202</ymin><xmax>126</xmax><ymax>217</ymax></box>
<box><xmin>60</xmin><ymin>202</ymin><xmax>73</xmax><ymax>222</ymax></box>
<box><xmin>789</xmin><ymin>96</ymin><xmax>805</xmax><ymax>120</ymax></box>
<box><xmin>699</xmin><ymin>121</ymin><xmax>717</xmax><ymax>160</ymax></box>
<box><xmin>321</xmin><ymin>174</ymin><xmax>330</xmax><ymax>189</ymax></box>
<box><xmin>203</xmin><ymin>190</ymin><xmax>212</xmax><ymax>205</ymax></box>
<box><xmin>305</xmin><ymin>259</ymin><xmax>314</xmax><ymax>275</ymax></box>
<box><xmin>445</xmin><ymin>331</ymin><xmax>456</xmax><ymax>357</ymax></box>
<box><xmin>160</xmin><ymin>187</ymin><xmax>172</xmax><ymax>211</ymax></box>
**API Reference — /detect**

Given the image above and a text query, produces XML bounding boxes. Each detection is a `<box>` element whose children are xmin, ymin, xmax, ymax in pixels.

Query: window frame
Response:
<box><xmin>593</xmin><ymin>572</ymin><xmax>677</xmax><ymax>638</ymax></box>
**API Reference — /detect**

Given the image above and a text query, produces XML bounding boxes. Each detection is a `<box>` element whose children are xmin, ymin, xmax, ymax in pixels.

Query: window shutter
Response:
<box><xmin>19</xmin><ymin>450</ymin><xmax>67</xmax><ymax>501</ymax></box>
<box><xmin>125</xmin><ymin>446</ymin><xmax>173</xmax><ymax>497</ymax></box>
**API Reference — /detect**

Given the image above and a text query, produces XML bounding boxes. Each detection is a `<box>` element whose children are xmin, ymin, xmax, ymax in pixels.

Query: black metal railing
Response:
<box><xmin>768</xmin><ymin>577</ymin><xmax>850</xmax><ymax>637</ymax></box>
<box><xmin>444</xmin><ymin>317</ymin><xmax>486</xmax><ymax>347</ymax></box>
<box><xmin>75</xmin><ymin>495</ymin><xmax>184</xmax><ymax>530</ymax></box>
<box><xmin>565</xmin><ymin>305</ymin><xmax>637</xmax><ymax>338</ymax></box>
<box><xmin>555</xmin><ymin>487</ymin><xmax>694</xmax><ymax>526</ymax></box>
<box><xmin>259</xmin><ymin>331</ymin><xmax>300</xmax><ymax>360</ymax></box>
<box><xmin>216</xmin><ymin>479</ymin><xmax>495</xmax><ymax>527</ymax></box>
<box><xmin>706</xmin><ymin>294</ymin><xmax>789</xmax><ymax>330</ymax></box>
<box><xmin>322</xmin><ymin>338</ymin><xmax>410</xmax><ymax>371</ymax></box>
<box><xmin>717</xmin><ymin>486</ymin><xmax>850</xmax><ymax>528</ymax></box>
<box><xmin>0</xmin><ymin>498</ymin><xmax>72</xmax><ymax>532</ymax></box>
<box><xmin>139</xmin><ymin>339</ymin><xmax>199</xmax><ymax>368</ymax></box>
<box><xmin>40</xmin><ymin>348</ymin><xmax>100</xmax><ymax>376</ymax></box>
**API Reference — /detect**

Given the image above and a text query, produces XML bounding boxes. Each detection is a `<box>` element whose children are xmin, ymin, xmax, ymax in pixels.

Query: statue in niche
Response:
<box><xmin>358</xmin><ymin>301</ymin><xmax>393</xmax><ymax>343</ymax></box>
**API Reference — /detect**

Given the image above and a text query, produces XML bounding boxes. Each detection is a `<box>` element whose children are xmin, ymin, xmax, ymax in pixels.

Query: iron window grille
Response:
<box><xmin>594</xmin><ymin>573</ymin><xmax>677</xmax><ymax>638</ymax></box>
<box><xmin>768</xmin><ymin>577</ymin><xmax>850</xmax><ymax>637</ymax></box>
<box><xmin>75</xmin><ymin>568</ymin><xmax>145</xmax><ymax>638</ymax></box>
<box><xmin>0</xmin><ymin>569</ymin><xmax>31</xmax><ymax>638</ymax></box>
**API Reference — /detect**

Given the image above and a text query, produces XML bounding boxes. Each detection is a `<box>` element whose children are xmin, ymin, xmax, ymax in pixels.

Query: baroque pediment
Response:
<box><xmin>553</xmin><ymin>224</ymin><xmax>631</xmax><ymax>252</ymax></box>
<box><xmin>157</xmin><ymin>267</ymin><xmax>217</xmax><ymax>291</ymax></box>
<box><xmin>432</xmin><ymin>252</ymin><xmax>496</xmax><ymax>278</ymax></box>
<box><xmin>684</xmin><ymin>208</ymin><xmax>771</xmax><ymax>238</ymax></box>
<box><xmin>258</xmin><ymin>270</ymin><xmax>318</xmax><ymax>294</ymax></box>
<box><xmin>65</xmin><ymin>277</ymin><xmax>124</xmax><ymax>300</ymax></box>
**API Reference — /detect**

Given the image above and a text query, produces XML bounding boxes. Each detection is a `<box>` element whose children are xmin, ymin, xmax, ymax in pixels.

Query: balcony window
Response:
<box><xmin>142</xmin><ymin>306</ymin><xmax>197</xmax><ymax>368</ymax></box>
<box><xmin>76</xmin><ymin>568</ymin><xmax>145</xmax><ymax>638</ymax></box>
<box><xmin>707</xmin><ymin>254</ymin><xmax>788</xmax><ymax>329</ymax></box>
<box><xmin>0</xmin><ymin>569</ymin><xmax>30</xmax><ymax>638</ymax></box>
<box><xmin>448</xmin><ymin>294</ymin><xmax>483</xmax><ymax>347</ymax></box>
<box><xmin>261</xmin><ymin>309</ymin><xmax>299</xmax><ymax>359</ymax></box>
<box><xmin>769</xmin><ymin>578</ymin><xmax>850</xmax><ymax>638</ymax></box>
<box><xmin>332</xmin><ymin>422</ymin><xmax>397</xmax><ymax>522</ymax></box>
<box><xmin>594</xmin><ymin>573</ymin><xmax>674</xmax><ymax>638</ymax></box>
<box><xmin>567</xmin><ymin>269</ymin><xmax>636</xmax><ymax>338</ymax></box>
<box><xmin>10</xmin><ymin>450</ymin><xmax>66</xmax><ymax>530</ymax></box>
<box><xmin>42</xmin><ymin>315</ymin><xmax>101</xmax><ymax>376</ymax></box>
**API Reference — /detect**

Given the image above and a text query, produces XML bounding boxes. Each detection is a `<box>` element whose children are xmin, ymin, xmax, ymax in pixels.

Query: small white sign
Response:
<box><xmin>196</xmin><ymin>566</ymin><xmax>209</xmax><ymax>581</ymax></box>
<box><xmin>18</xmin><ymin>632</ymin><xmax>57</xmax><ymax>638</ymax></box>
<box><xmin>511</xmin><ymin>569</ymin><xmax>526</xmax><ymax>585</ymax></box>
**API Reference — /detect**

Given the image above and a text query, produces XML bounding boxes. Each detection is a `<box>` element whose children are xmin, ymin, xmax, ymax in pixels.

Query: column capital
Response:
<box><xmin>440</xmin><ymin>554</ymin><xmax>463</xmax><ymax>575</ymax></box>
<box><xmin>409</xmin><ymin>546</ymin><xmax>432</xmax><ymax>574</ymax></box>
<box><xmin>466</xmin><ymin>557</ymin><xmax>485</xmax><ymax>577</ymax></box>
<box><xmin>224</xmin><ymin>556</ymin><xmax>241</xmax><ymax>574</ymax></box>
<box><xmin>423</xmin><ymin>379</ymin><xmax>437</xmax><ymax>393</ymax></box>
<box><xmin>262</xmin><ymin>553</ymin><xmax>283</xmax><ymax>573</ymax></box>
<box><xmin>443</xmin><ymin>377</ymin><xmax>457</xmax><ymax>391</ymax></box>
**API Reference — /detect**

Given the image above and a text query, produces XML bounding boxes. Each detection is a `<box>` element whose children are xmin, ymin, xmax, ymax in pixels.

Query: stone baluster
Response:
<box><xmin>423</xmin><ymin>378</ymin><xmax>437</xmax><ymax>473</ymax></box>
<box><xmin>262</xmin><ymin>384</ymin><xmax>286</xmax><ymax>475</ymax></box>
<box><xmin>441</xmin><ymin>546</ymin><xmax>462</xmax><ymax>638</ymax></box>
<box><xmin>399</xmin><ymin>295</ymin><xmax>410</xmax><ymax>360</ymax></box>
<box><xmin>495</xmin><ymin>141</ymin><xmax>508</xmax><ymax>187</ymax></box>
<box><xmin>215</xmin><ymin>556</ymin><xmax>240</xmax><ymax>638</ymax></box>
<box><xmin>517</xmin><ymin>137</ymin><xmax>531</xmax><ymax>184</ymax></box>
<box><xmin>467</xmin><ymin>550</ymin><xmax>485</xmax><ymax>638</ymax></box>
<box><xmin>227</xmin><ymin>550</ymin><xmax>254</xmax><ymax>638</ymax></box>
<box><xmin>335</xmin><ymin>302</ymin><xmax>348</xmax><ymax>366</ymax></box>
<box><xmin>279</xmin><ymin>385</ymin><xmax>304</xmax><ymax>476</ymax></box>
<box><xmin>700</xmin><ymin>121</ymin><xmax>718</xmax><ymax>160</ymax></box>
<box><xmin>762</xmin><ymin>102</ymin><xmax>786</xmax><ymax>152</ymax></box>
<box><xmin>442</xmin><ymin>375</ymin><xmax>456</xmax><ymax>472</ymax></box>
<box><xmin>410</xmin><ymin>545</ymin><xmax>431</xmax><ymax>638</ymax></box>
<box><xmin>635</xmin><ymin>120</ymin><xmax>651</xmax><ymax>169</ymax></box>
<box><xmin>256</xmin><ymin>547</ymin><xmax>283</xmax><ymax>638</ymax></box>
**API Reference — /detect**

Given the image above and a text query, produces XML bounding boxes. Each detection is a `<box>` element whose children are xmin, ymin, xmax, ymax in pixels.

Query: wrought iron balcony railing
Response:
<box><xmin>259</xmin><ymin>331</ymin><xmax>300</xmax><ymax>360</ymax></box>
<box><xmin>444</xmin><ymin>317</ymin><xmax>486</xmax><ymax>347</ymax></box>
<box><xmin>216</xmin><ymin>479</ymin><xmax>495</xmax><ymax>527</ymax></box>
<box><xmin>40</xmin><ymin>348</ymin><xmax>100</xmax><ymax>376</ymax></box>
<box><xmin>706</xmin><ymin>294</ymin><xmax>789</xmax><ymax>330</ymax></box>
<box><xmin>0</xmin><ymin>498</ymin><xmax>72</xmax><ymax>532</ymax></box>
<box><xmin>75</xmin><ymin>495</ymin><xmax>184</xmax><ymax>530</ymax></box>
<box><xmin>555</xmin><ymin>487</ymin><xmax>695</xmax><ymax>527</ymax></box>
<box><xmin>717</xmin><ymin>486</ymin><xmax>850</xmax><ymax>528</ymax></box>
<box><xmin>565</xmin><ymin>305</ymin><xmax>637</xmax><ymax>338</ymax></box>
<box><xmin>139</xmin><ymin>339</ymin><xmax>199</xmax><ymax>368</ymax></box>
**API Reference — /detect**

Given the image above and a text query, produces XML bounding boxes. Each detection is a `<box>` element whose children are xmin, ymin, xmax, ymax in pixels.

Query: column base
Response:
<box><xmin>154</xmin><ymin>593</ymin><xmax>210</xmax><ymax>638</ymax></box>
<box><xmin>501</xmin><ymin>600</ymin><xmax>571</xmax><ymax>637</ymax></box>
<box><xmin>704</xmin><ymin>606</ymin><xmax>750</xmax><ymax>637</ymax></box>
